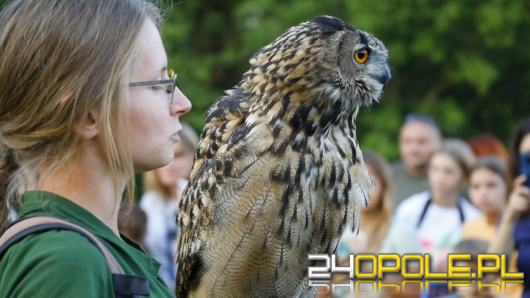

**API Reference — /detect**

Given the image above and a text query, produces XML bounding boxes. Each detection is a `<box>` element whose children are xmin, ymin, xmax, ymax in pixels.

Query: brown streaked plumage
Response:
<box><xmin>176</xmin><ymin>15</ymin><xmax>391</xmax><ymax>297</ymax></box>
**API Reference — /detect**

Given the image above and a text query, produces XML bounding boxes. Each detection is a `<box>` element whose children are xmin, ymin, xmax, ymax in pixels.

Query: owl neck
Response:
<box><xmin>247</xmin><ymin>88</ymin><xmax>359</xmax><ymax>156</ymax></box>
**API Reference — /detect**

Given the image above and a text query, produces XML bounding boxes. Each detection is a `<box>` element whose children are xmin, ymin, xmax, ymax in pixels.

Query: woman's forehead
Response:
<box><xmin>471</xmin><ymin>168</ymin><xmax>501</xmax><ymax>180</ymax></box>
<box><xmin>431</xmin><ymin>153</ymin><xmax>459</xmax><ymax>167</ymax></box>
<box><xmin>133</xmin><ymin>19</ymin><xmax>167</xmax><ymax>77</ymax></box>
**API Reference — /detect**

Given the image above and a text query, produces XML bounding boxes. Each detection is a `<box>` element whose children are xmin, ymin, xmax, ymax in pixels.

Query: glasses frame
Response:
<box><xmin>128</xmin><ymin>69</ymin><xmax>177</xmax><ymax>105</ymax></box>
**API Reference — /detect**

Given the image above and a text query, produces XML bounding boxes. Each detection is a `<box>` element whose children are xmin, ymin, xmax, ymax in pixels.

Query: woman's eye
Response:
<box><xmin>150</xmin><ymin>85</ymin><xmax>163</xmax><ymax>91</ymax></box>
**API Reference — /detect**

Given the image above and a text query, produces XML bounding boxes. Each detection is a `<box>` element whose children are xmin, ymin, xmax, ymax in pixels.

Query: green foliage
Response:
<box><xmin>162</xmin><ymin>0</ymin><xmax>530</xmax><ymax>161</ymax></box>
<box><xmin>1</xmin><ymin>0</ymin><xmax>528</xmax><ymax>161</ymax></box>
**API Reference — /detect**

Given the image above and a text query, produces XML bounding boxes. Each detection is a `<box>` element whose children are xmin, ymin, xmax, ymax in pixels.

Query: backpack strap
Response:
<box><xmin>416</xmin><ymin>198</ymin><xmax>432</xmax><ymax>229</ymax></box>
<box><xmin>0</xmin><ymin>216</ymin><xmax>150</xmax><ymax>297</ymax></box>
<box><xmin>416</xmin><ymin>197</ymin><xmax>466</xmax><ymax>229</ymax></box>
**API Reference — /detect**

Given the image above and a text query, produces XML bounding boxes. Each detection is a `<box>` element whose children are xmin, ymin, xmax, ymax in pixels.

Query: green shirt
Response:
<box><xmin>0</xmin><ymin>191</ymin><xmax>174</xmax><ymax>297</ymax></box>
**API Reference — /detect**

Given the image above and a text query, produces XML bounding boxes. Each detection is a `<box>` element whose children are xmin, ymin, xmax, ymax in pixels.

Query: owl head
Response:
<box><xmin>249</xmin><ymin>16</ymin><xmax>391</xmax><ymax>111</ymax></box>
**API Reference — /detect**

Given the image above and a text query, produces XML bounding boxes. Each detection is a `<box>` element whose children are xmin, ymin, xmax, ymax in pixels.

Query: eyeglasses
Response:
<box><xmin>128</xmin><ymin>69</ymin><xmax>177</xmax><ymax>105</ymax></box>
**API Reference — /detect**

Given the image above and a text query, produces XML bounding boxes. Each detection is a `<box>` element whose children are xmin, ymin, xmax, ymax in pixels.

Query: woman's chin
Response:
<box><xmin>134</xmin><ymin>156</ymin><xmax>172</xmax><ymax>172</ymax></box>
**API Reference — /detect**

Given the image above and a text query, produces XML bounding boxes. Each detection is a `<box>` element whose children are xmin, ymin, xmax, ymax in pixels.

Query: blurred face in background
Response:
<box><xmin>172</xmin><ymin>141</ymin><xmax>195</xmax><ymax>180</ymax></box>
<box><xmin>469</xmin><ymin>168</ymin><xmax>507</xmax><ymax>216</ymax></box>
<box><xmin>365</xmin><ymin>165</ymin><xmax>383</xmax><ymax>212</ymax></box>
<box><xmin>399</xmin><ymin>122</ymin><xmax>441</xmax><ymax>174</ymax></box>
<box><xmin>428</xmin><ymin>152</ymin><xmax>464</xmax><ymax>195</ymax></box>
<box><xmin>156</xmin><ymin>152</ymin><xmax>180</xmax><ymax>189</ymax></box>
<box><xmin>155</xmin><ymin>143</ymin><xmax>193</xmax><ymax>189</ymax></box>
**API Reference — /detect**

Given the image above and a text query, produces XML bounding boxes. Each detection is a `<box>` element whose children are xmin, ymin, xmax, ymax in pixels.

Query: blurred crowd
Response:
<box><xmin>118</xmin><ymin>115</ymin><xmax>530</xmax><ymax>298</ymax></box>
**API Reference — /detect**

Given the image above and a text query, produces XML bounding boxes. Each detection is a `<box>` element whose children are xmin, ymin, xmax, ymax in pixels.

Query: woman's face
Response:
<box><xmin>365</xmin><ymin>165</ymin><xmax>383</xmax><ymax>211</ymax></box>
<box><xmin>128</xmin><ymin>20</ymin><xmax>191</xmax><ymax>171</ymax></box>
<box><xmin>428</xmin><ymin>153</ymin><xmax>464</xmax><ymax>194</ymax></box>
<box><xmin>469</xmin><ymin>168</ymin><xmax>507</xmax><ymax>215</ymax></box>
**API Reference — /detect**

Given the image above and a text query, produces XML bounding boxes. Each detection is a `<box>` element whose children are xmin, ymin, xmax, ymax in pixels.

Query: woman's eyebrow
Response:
<box><xmin>154</xmin><ymin>65</ymin><xmax>167</xmax><ymax>75</ymax></box>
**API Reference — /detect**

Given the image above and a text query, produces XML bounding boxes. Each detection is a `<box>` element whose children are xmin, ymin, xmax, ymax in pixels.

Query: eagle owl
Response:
<box><xmin>176</xmin><ymin>16</ymin><xmax>390</xmax><ymax>297</ymax></box>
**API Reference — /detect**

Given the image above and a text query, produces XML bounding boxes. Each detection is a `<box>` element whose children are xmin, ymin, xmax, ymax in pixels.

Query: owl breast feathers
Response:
<box><xmin>176</xmin><ymin>15</ymin><xmax>390</xmax><ymax>298</ymax></box>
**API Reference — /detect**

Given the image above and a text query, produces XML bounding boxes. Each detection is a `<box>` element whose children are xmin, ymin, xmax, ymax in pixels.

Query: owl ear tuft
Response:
<box><xmin>312</xmin><ymin>16</ymin><xmax>356</xmax><ymax>33</ymax></box>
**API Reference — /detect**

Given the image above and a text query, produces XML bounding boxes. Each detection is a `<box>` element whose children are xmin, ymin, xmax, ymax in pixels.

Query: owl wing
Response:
<box><xmin>176</xmin><ymin>88</ymin><xmax>251</xmax><ymax>297</ymax></box>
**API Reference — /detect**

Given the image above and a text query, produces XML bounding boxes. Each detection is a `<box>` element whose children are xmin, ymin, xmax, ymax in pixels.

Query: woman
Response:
<box><xmin>0</xmin><ymin>0</ymin><xmax>191</xmax><ymax>296</ymax></box>
<box><xmin>461</xmin><ymin>157</ymin><xmax>522</xmax><ymax>298</ymax></box>
<box><xmin>140</xmin><ymin>123</ymin><xmax>198</xmax><ymax>290</ymax></box>
<box><xmin>383</xmin><ymin>139</ymin><xmax>480</xmax><ymax>267</ymax></box>
<box><xmin>338</xmin><ymin>151</ymin><xmax>393</xmax><ymax>255</ymax></box>
<box><xmin>462</xmin><ymin>156</ymin><xmax>511</xmax><ymax>241</ymax></box>
<box><xmin>490</xmin><ymin>117</ymin><xmax>530</xmax><ymax>297</ymax></box>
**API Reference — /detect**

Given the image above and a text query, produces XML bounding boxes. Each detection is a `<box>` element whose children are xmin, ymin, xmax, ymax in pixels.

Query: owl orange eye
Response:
<box><xmin>354</xmin><ymin>48</ymin><xmax>369</xmax><ymax>64</ymax></box>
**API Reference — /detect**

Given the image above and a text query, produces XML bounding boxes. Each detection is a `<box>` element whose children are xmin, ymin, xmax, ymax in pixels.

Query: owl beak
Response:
<box><xmin>380</xmin><ymin>65</ymin><xmax>391</xmax><ymax>89</ymax></box>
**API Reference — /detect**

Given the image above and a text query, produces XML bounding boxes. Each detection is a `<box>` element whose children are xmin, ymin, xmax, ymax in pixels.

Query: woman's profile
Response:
<box><xmin>0</xmin><ymin>0</ymin><xmax>191</xmax><ymax>296</ymax></box>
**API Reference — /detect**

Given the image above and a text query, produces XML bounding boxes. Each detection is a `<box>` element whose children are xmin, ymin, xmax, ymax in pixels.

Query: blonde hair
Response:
<box><xmin>0</xmin><ymin>0</ymin><xmax>161</xmax><ymax>232</ymax></box>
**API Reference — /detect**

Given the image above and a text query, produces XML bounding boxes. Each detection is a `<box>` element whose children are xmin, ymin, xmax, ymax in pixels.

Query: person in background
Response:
<box><xmin>383</xmin><ymin>139</ymin><xmax>480</xmax><ymax>268</ymax></box>
<box><xmin>459</xmin><ymin>156</ymin><xmax>524</xmax><ymax>297</ymax></box>
<box><xmin>461</xmin><ymin>156</ymin><xmax>510</xmax><ymax>242</ymax></box>
<box><xmin>468</xmin><ymin>133</ymin><xmax>510</xmax><ymax>164</ymax></box>
<box><xmin>338</xmin><ymin>151</ymin><xmax>393</xmax><ymax>256</ymax></box>
<box><xmin>139</xmin><ymin>122</ymin><xmax>198</xmax><ymax>290</ymax></box>
<box><xmin>449</xmin><ymin>240</ymin><xmax>492</xmax><ymax>298</ymax></box>
<box><xmin>170</xmin><ymin>123</ymin><xmax>199</xmax><ymax>181</ymax></box>
<box><xmin>490</xmin><ymin>117</ymin><xmax>530</xmax><ymax>298</ymax></box>
<box><xmin>392</xmin><ymin>113</ymin><xmax>442</xmax><ymax>206</ymax></box>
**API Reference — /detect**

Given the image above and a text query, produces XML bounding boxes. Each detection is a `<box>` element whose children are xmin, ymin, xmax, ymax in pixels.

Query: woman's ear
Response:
<box><xmin>76</xmin><ymin>111</ymin><xmax>99</xmax><ymax>140</ymax></box>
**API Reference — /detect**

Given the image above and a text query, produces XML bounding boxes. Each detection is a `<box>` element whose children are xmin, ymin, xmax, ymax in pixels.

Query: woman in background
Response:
<box><xmin>140</xmin><ymin>123</ymin><xmax>198</xmax><ymax>290</ymax></box>
<box><xmin>461</xmin><ymin>157</ymin><xmax>521</xmax><ymax>298</ymax></box>
<box><xmin>462</xmin><ymin>156</ymin><xmax>511</xmax><ymax>241</ymax></box>
<box><xmin>468</xmin><ymin>133</ymin><xmax>510</xmax><ymax>164</ymax></box>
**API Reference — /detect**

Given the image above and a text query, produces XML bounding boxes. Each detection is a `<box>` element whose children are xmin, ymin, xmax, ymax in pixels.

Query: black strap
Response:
<box><xmin>416</xmin><ymin>198</ymin><xmax>432</xmax><ymax>228</ymax></box>
<box><xmin>416</xmin><ymin>197</ymin><xmax>465</xmax><ymax>229</ymax></box>
<box><xmin>457</xmin><ymin>203</ymin><xmax>465</xmax><ymax>223</ymax></box>
<box><xmin>0</xmin><ymin>218</ymin><xmax>150</xmax><ymax>297</ymax></box>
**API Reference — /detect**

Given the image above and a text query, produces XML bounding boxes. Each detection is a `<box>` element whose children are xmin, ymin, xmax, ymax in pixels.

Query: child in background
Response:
<box><xmin>490</xmin><ymin>117</ymin><xmax>530</xmax><ymax>298</ymax></box>
<box><xmin>468</xmin><ymin>133</ymin><xmax>510</xmax><ymax>164</ymax></box>
<box><xmin>462</xmin><ymin>156</ymin><xmax>510</xmax><ymax>242</ymax></box>
<box><xmin>383</xmin><ymin>139</ymin><xmax>480</xmax><ymax>268</ymax></box>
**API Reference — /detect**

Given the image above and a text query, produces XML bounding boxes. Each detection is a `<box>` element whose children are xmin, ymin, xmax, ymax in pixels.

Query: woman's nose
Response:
<box><xmin>170</xmin><ymin>87</ymin><xmax>192</xmax><ymax>116</ymax></box>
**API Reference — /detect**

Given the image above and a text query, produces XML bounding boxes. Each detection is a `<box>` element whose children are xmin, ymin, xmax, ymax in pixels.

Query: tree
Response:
<box><xmin>163</xmin><ymin>0</ymin><xmax>530</xmax><ymax>160</ymax></box>
<box><xmin>1</xmin><ymin>0</ymin><xmax>527</xmax><ymax>160</ymax></box>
